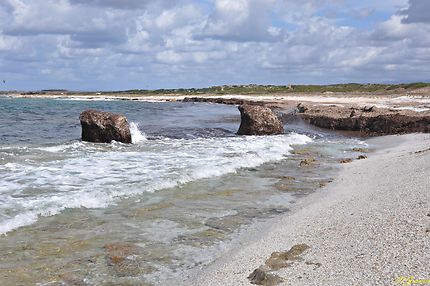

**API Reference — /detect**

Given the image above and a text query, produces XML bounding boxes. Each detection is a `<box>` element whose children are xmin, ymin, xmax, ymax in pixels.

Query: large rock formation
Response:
<box><xmin>298</xmin><ymin>104</ymin><xmax>430</xmax><ymax>135</ymax></box>
<box><xmin>237</xmin><ymin>104</ymin><xmax>284</xmax><ymax>135</ymax></box>
<box><xmin>79</xmin><ymin>109</ymin><xmax>132</xmax><ymax>143</ymax></box>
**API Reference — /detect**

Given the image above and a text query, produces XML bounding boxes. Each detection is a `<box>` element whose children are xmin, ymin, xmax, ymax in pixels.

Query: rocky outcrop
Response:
<box><xmin>182</xmin><ymin>96</ymin><xmax>281</xmax><ymax>106</ymax></box>
<box><xmin>299</xmin><ymin>105</ymin><xmax>430</xmax><ymax>135</ymax></box>
<box><xmin>79</xmin><ymin>109</ymin><xmax>132</xmax><ymax>143</ymax></box>
<box><xmin>183</xmin><ymin>97</ymin><xmax>252</xmax><ymax>105</ymax></box>
<box><xmin>237</xmin><ymin>104</ymin><xmax>284</xmax><ymax>135</ymax></box>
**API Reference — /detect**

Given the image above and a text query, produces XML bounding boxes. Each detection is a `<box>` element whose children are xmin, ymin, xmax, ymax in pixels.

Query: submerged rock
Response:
<box><xmin>237</xmin><ymin>104</ymin><xmax>284</xmax><ymax>135</ymax></box>
<box><xmin>79</xmin><ymin>109</ymin><xmax>132</xmax><ymax>143</ymax></box>
<box><xmin>299</xmin><ymin>157</ymin><xmax>316</xmax><ymax>167</ymax></box>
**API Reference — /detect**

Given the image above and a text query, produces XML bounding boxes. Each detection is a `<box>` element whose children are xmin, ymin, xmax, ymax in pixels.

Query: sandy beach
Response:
<box><xmin>182</xmin><ymin>133</ymin><xmax>430</xmax><ymax>286</ymax></box>
<box><xmin>1</xmin><ymin>94</ymin><xmax>429</xmax><ymax>285</ymax></box>
<box><xmin>2</xmin><ymin>1</ymin><xmax>430</xmax><ymax>284</ymax></box>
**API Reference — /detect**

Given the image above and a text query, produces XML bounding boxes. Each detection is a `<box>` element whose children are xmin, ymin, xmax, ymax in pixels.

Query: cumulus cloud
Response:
<box><xmin>201</xmin><ymin>0</ymin><xmax>283</xmax><ymax>42</ymax></box>
<box><xmin>0</xmin><ymin>0</ymin><xmax>429</xmax><ymax>90</ymax></box>
<box><xmin>399</xmin><ymin>0</ymin><xmax>430</xmax><ymax>23</ymax></box>
<box><xmin>69</xmin><ymin>0</ymin><xmax>158</xmax><ymax>9</ymax></box>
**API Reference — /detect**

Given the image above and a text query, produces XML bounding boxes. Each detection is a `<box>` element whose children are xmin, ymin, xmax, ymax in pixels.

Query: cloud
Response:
<box><xmin>0</xmin><ymin>0</ymin><xmax>429</xmax><ymax>91</ymax></box>
<box><xmin>68</xmin><ymin>0</ymin><xmax>176</xmax><ymax>10</ymax></box>
<box><xmin>399</xmin><ymin>0</ymin><xmax>430</xmax><ymax>23</ymax></box>
<box><xmin>201</xmin><ymin>0</ymin><xmax>283</xmax><ymax>42</ymax></box>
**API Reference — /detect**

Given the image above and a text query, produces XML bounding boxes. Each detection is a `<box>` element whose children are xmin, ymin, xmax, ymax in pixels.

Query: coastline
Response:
<box><xmin>1</xmin><ymin>94</ymin><xmax>430</xmax><ymax>285</ymax></box>
<box><xmin>3</xmin><ymin>91</ymin><xmax>430</xmax><ymax>113</ymax></box>
<box><xmin>181</xmin><ymin>133</ymin><xmax>430</xmax><ymax>286</ymax></box>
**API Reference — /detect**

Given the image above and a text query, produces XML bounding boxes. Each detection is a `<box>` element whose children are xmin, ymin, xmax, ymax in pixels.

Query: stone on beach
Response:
<box><xmin>237</xmin><ymin>104</ymin><xmax>284</xmax><ymax>135</ymax></box>
<box><xmin>79</xmin><ymin>109</ymin><xmax>132</xmax><ymax>143</ymax></box>
<box><xmin>248</xmin><ymin>266</ymin><xmax>283</xmax><ymax>286</ymax></box>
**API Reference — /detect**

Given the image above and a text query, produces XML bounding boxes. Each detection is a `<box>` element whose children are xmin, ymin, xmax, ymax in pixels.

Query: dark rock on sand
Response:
<box><xmin>248</xmin><ymin>266</ymin><xmax>283</xmax><ymax>286</ymax></box>
<box><xmin>237</xmin><ymin>104</ymin><xmax>284</xmax><ymax>135</ymax></box>
<box><xmin>247</xmin><ymin>244</ymin><xmax>310</xmax><ymax>285</ymax></box>
<box><xmin>265</xmin><ymin>244</ymin><xmax>310</xmax><ymax>271</ymax></box>
<box><xmin>80</xmin><ymin>109</ymin><xmax>132</xmax><ymax>143</ymax></box>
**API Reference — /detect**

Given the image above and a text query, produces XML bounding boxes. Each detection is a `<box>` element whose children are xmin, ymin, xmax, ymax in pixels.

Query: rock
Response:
<box><xmin>340</xmin><ymin>158</ymin><xmax>353</xmax><ymax>164</ymax></box>
<box><xmin>265</xmin><ymin>244</ymin><xmax>310</xmax><ymax>271</ymax></box>
<box><xmin>362</xmin><ymin>105</ymin><xmax>376</xmax><ymax>112</ymax></box>
<box><xmin>182</xmin><ymin>97</ymin><xmax>247</xmax><ymax>105</ymax></box>
<box><xmin>296</xmin><ymin>103</ymin><xmax>308</xmax><ymax>113</ymax></box>
<box><xmin>300</xmin><ymin>106</ymin><xmax>430</xmax><ymax>135</ymax></box>
<box><xmin>237</xmin><ymin>104</ymin><xmax>284</xmax><ymax>135</ymax></box>
<box><xmin>357</xmin><ymin>155</ymin><xmax>367</xmax><ymax>160</ymax></box>
<box><xmin>299</xmin><ymin>157</ymin><xmax>316</xmax><ymax>167</ymax></box>
<box><xmin>103</xmin><ymin>243</ymin><xmax>144</xmax><ymax>277</ymax></box>
<box><xmin>248</xmin><ymin>266</ymin><xmax>283</xmax><ymax>286</ymax></box>
<box><xmin>79</xmin><ymin>109</ymin><xmax>132</xmax><ymax>143</ymax></box>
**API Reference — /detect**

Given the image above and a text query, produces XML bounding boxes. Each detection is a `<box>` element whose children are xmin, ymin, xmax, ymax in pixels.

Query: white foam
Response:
<box><xmin>392</xmin><ymin>106</ymin><xmax>430</xmax><ymax>112</ymax></box>
<box><xmin>37</xmin><ymin>141</ymin><xmax>86</xmax><ymax>153</ymax></box>
<box><xmin>130</xmin><ymin>122</ymin><xmax>147</xmax><ymax>143</ymax></box>
<box><xmin>0</xmin><ymin>133</ymin><xmax>312</xmax><ymax>235</ymax></box>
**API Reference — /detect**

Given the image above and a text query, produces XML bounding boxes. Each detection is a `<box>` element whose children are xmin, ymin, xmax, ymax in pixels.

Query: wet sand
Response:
<box><xmin>182</xmin><ymin>133</ymin><xmax>430</xmax><ymax>286</ymax></box>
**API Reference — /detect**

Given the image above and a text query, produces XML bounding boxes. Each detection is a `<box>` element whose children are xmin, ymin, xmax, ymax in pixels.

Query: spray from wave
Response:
<box><xmin>130</xmin><ymin>122</ymin><xmax>147</xmax><ymax>143</ymax></box>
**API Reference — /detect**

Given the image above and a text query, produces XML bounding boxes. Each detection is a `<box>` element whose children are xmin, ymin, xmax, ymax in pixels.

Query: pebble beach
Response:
<box><xmin>183</xmin><ymin>133</ymin><xmax>430</xmax><ymax>286</ymax></box>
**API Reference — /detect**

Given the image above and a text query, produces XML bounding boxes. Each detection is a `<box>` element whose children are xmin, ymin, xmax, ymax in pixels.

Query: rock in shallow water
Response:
<box><xmin>79</xmin><ymin>109</ymin><xmax>132</xmax><ymax>143</ymax></box>
<box><xmin>237</xmin><ymin>104</ymin><xmax>284</xmax><ymax>135</ymax></box>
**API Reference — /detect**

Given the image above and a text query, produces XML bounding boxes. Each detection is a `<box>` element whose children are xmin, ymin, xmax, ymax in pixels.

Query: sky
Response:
<box><xmin>0</xmin><ymin>0</ymin><xmax>429</xmax><ymax>91</ymax></box>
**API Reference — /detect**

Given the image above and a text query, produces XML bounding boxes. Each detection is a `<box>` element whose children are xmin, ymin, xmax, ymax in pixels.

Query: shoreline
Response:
<box><xmin>2</xmin><ymin>90</ymin><xmax>430</xmax><ymax>101</ymax></box>
<box><xmin>2</xmin><ymin>91</ymin><xmax>430</xmax><ymax>112</ymax></box>
<box><xmin>1</xmin><ymin>95</ymin><xmax>429</xmax><ymax>284</ymax></box>
<box><xmin>180</xmin><ymin>133</ymin><xmax>430</xmax><ymax>286</ymax></box>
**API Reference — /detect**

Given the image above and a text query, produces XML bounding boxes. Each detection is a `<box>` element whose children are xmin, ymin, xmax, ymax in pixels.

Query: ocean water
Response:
<box><xmin>0</xmin><ymin>97</ymin><xmax>366</xmax><ymax>285</ymax></box>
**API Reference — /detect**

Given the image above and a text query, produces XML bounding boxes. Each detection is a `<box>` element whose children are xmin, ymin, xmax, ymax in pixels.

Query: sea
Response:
<box><xmin>0</xmin><ymin>96</ymin><xmax>367</xmax><ymax>285</ymax></box>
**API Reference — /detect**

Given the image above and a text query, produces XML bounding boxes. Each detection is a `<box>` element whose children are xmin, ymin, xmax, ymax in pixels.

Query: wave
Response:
<box><xmin>0</xmin><ymin>133</ymin><xmax>312</xmax><ymax>235</ymax></box>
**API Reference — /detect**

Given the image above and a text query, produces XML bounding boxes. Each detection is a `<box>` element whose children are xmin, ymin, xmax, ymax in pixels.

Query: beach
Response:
<box><xmin>2</xmin><ymin>0</ymin><xmax>430</xmax><ymax>284</ymax></box>
<box><xmin>183</xmin><ymin>133</ymin><xmax>430</xmax><ymax>286</ymax></box>
<box><xmin>0</xmin><ymin>97</ymin><xmax>365</xmax><ymax>285</ymax></box>
<box><xmin>0</xmin><ymin>95</ymin><xmax>429</xmax><ymax>285</ymax></box>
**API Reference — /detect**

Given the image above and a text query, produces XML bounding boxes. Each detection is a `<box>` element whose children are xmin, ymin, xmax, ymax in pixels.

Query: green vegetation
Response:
<box><xmin>7</xmin><ymin>82</ymin><xmax>430</xmax><ymax>96</ymax></box>
<box><xmin>106</xmin><ymin>82</ymin><xmax>430</xmax><ymax>95</ymax></box>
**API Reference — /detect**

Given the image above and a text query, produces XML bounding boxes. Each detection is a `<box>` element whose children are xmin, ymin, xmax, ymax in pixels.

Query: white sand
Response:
<box><xmin>182</xmin><ymin>133</ymin><xmax>430</xmax><ymax>286</ymax></box>
<box><xmin>5</xmin><ymin>93</ymin><xmax>430</xmax><ymax>111</ymax></box>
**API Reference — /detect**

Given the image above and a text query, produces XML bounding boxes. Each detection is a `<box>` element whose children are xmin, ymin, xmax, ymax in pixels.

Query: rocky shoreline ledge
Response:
<box><xmin>182</xmin><ymin>96</ymin><xmax>430</xmax><ymax>136</ymax></box>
